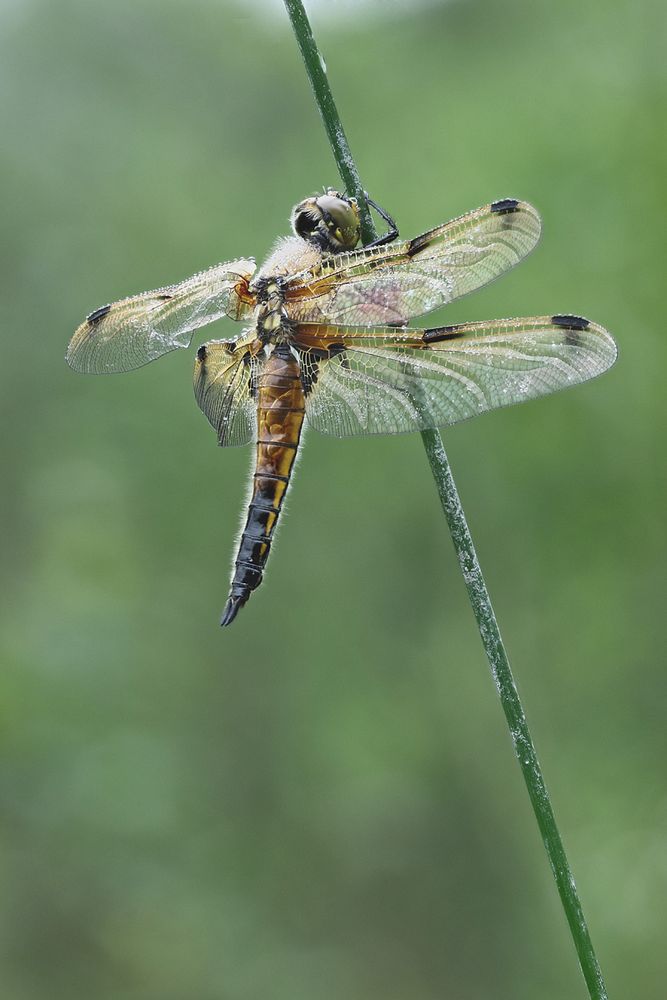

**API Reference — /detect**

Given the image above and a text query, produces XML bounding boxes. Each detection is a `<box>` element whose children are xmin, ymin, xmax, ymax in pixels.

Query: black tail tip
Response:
<box><xmin>220</xmin><ymin>594</ymin><xmax>247</xmax><ymax>627</ymax></box>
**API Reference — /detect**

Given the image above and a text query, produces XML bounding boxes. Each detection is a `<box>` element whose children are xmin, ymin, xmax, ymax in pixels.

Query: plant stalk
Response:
<box><xmin>283</xmin><ymin>1</ymin><xmax>609</xmax><ymax>998</ymax></box>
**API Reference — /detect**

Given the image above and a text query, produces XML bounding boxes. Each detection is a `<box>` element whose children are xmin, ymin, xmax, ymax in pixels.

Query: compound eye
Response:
<box><xmin>315</xmin><ymin>195</ymin><xmax>360</xmax><ymax>249</ymax></box>
<box><xmin>292</xmin><ymin>199</ymin><xmax>321</xmax><ymax>240</ymax></box>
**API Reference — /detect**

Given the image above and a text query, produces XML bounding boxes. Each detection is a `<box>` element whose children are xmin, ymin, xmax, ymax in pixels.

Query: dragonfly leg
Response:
<box><xmin>362</xmin><ymin>193</ymin><xmax>399</xmax><ymax>248</ymax></box>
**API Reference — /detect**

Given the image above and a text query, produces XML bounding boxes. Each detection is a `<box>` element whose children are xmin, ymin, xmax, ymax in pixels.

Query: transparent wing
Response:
<box><xmin>286</xmin><ymin>199</ymin><xmax>541</xmax><ymax>325</ymax></box>
<box><xmin>193</xmin><ymin>332</ymin><xmax>259</xmax><ymax>447</ymax></box>
<box><xmin>67</xmin><ymin>258</ymin><xmax>256</xmax><ymax>374</ymax></box>
<box><xmin>299</xmin><ymin>315</ymin><xmax>616</xmax><ymax>437</ymax></box>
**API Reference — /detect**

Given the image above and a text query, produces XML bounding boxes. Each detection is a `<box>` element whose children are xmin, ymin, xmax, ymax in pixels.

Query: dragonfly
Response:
<box><xmin>67</xmin><ymin>190</ymin><xmax>617</xmax><ymax>626</ymax></box>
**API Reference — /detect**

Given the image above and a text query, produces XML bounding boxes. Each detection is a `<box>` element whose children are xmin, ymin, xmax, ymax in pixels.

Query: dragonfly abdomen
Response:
<box><xmin>221</xmin><ymin>345</ymin><xmax>305</xmax><ymax>626</ymax></box>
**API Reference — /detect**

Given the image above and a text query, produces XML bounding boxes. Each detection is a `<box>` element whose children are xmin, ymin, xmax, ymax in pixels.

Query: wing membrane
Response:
<box><xmin>286</xmin><ymin>200</ymin><xmax>541</xmax><ymax>325</ymax></box>
<box><xmin>193</xmin><ymin>333</ymin><xmax>259</xmax><ymax>447</ymax></box>
<box><xmin>67</xmin><ymin>259</ymin><xmax>256</xmax><ymax>374</ymax></box>
<box><xmin>301</xmin><ymin>315</ymin><xmax>616</xmax><ymax>437</ymax></box>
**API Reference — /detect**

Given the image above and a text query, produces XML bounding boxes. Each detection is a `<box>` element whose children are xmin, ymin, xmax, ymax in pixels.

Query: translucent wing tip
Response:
<box><xmin>66</xmin><ymin>311</ymin><xmax>117</xmax><ymax>374</ymax></box>
<box><xmin>550</xmin><ymin>313</ymin><xmax>618</xmax><ymax>372</ymax></box>
<box><xmin>490</xmin><ymin>196</ymin><xmax>542</xmax><ymax>239</ymax></box>
<box><xmin>66</xmin><ymin>258</ymin><xmax>258</xmax><ymax>375</ymax></box>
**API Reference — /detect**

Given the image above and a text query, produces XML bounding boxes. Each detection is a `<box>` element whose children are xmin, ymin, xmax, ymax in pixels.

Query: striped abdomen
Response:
<box><xmin>220</xmin><ymin>344</ymin><xmax>305</xmax><ymax>626</ymax></box>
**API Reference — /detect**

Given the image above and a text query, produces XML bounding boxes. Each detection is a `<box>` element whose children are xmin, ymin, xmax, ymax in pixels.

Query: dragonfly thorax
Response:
<box><xmin>252</xmin><ymin>275</ymin><xmax>290</xmax><ymax>343</ymax></box>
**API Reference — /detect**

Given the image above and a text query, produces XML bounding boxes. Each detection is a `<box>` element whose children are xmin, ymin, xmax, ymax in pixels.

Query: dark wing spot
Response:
<box><xmin>196</xmin><ymin>345</ymin><xmax>208</xmax><ymax>361</ymax></box>
<box><xmin>86</xmin><ymin>303</ymin><xmax>112</xmax><ymax>326</ymax></box>
<box><xmin>301</xmin><ymin>347</ymin><xmax>328</xmax><ymax>360</ymax></box>
<box><xmin>300</xmin><ymin>362</ymin><xmax>319</xmax><ymax>396</ymax></box>
<box><xmin>406</xmin><ymin>232</ymin><xmax>431</xmax><ymax>258</ymax></box>
<box><xmin>552</xmin><ymin>314</ymin><xmax>590</xmax><ymax>347</ymax></box>
<box><xmin>552</xmin><ymin>314</ymin><xmax>590</xmax><ymax>331</ymax></box>
<box><xmin>241</xmin><ymin>351</ymin><xmax>258</xmax><ymax>399</ymax></box>
<box><xmin>327</xmin><ymin>342</ymin><xmax>350</xmax><ymax>370</ymax></box>
<box><xmin>156</xmin><ymin>293</ymin><xmax>173</xmax><ymax>301</ymax></box>
<box><xmin>491</xmin><ymin>198</ymin><xmax>520</xmax><ymax>214</ymax></box>
<box><xmin>422</xmin><ymin>325</ymin><xmax>467</xmax><ymax>344</ymax></box>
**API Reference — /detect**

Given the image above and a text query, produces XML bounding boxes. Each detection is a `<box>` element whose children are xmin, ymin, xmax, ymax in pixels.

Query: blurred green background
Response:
<box><xmin>1</xmin><ymin>0</ymin><xmax>665</xmax><ymax>997</ymax></box>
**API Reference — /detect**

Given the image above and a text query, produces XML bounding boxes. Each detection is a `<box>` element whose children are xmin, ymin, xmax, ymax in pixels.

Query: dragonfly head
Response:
<box><xmin>291</xmin><ymin>189</ymin><xmax>361</xmax><ymax>253</ymax></box>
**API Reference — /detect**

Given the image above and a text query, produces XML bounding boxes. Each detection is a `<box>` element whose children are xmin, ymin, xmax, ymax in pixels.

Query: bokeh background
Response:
<box><xmin>1</xmin><ymin>0</ymin><xmax>665</xmax><ymax>996</ymax></box>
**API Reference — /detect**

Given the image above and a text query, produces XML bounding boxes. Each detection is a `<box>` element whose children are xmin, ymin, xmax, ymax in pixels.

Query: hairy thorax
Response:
<box><xmin>260</xmin><ymin>235</ymin><xmax>323</xmax><ymax>279</ymax></box>
<box><xmin>251</xmin><ymin>236</ymin><xmax>323</xmax><ymax>346</ymax></box>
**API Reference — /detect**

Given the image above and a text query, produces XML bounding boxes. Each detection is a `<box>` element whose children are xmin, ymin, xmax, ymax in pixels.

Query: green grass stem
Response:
<box><xmin>283</xmin><ymin>1</ymin><xmax>609</xmax><ymax>997</ymax></box>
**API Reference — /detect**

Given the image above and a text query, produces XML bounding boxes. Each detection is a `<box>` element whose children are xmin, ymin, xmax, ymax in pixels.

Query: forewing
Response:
<box><xmin>67</xmin><ymin>258</ymin><xmax>256</xmax><ymax>373</ymax></box>
<box><xmin>286</xmin><ymin>200</ymin><xmax>541</xmax><ymax>325</ymax></box>
<box><xmin>193</xmin><ymin>333</ymin><xmax>259</xmax><ymax>447</ymax></box>
<box><xmin>301</xmin><ymin>315</ymin><xmax>616</xmax><ymax>437</ymax></box>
